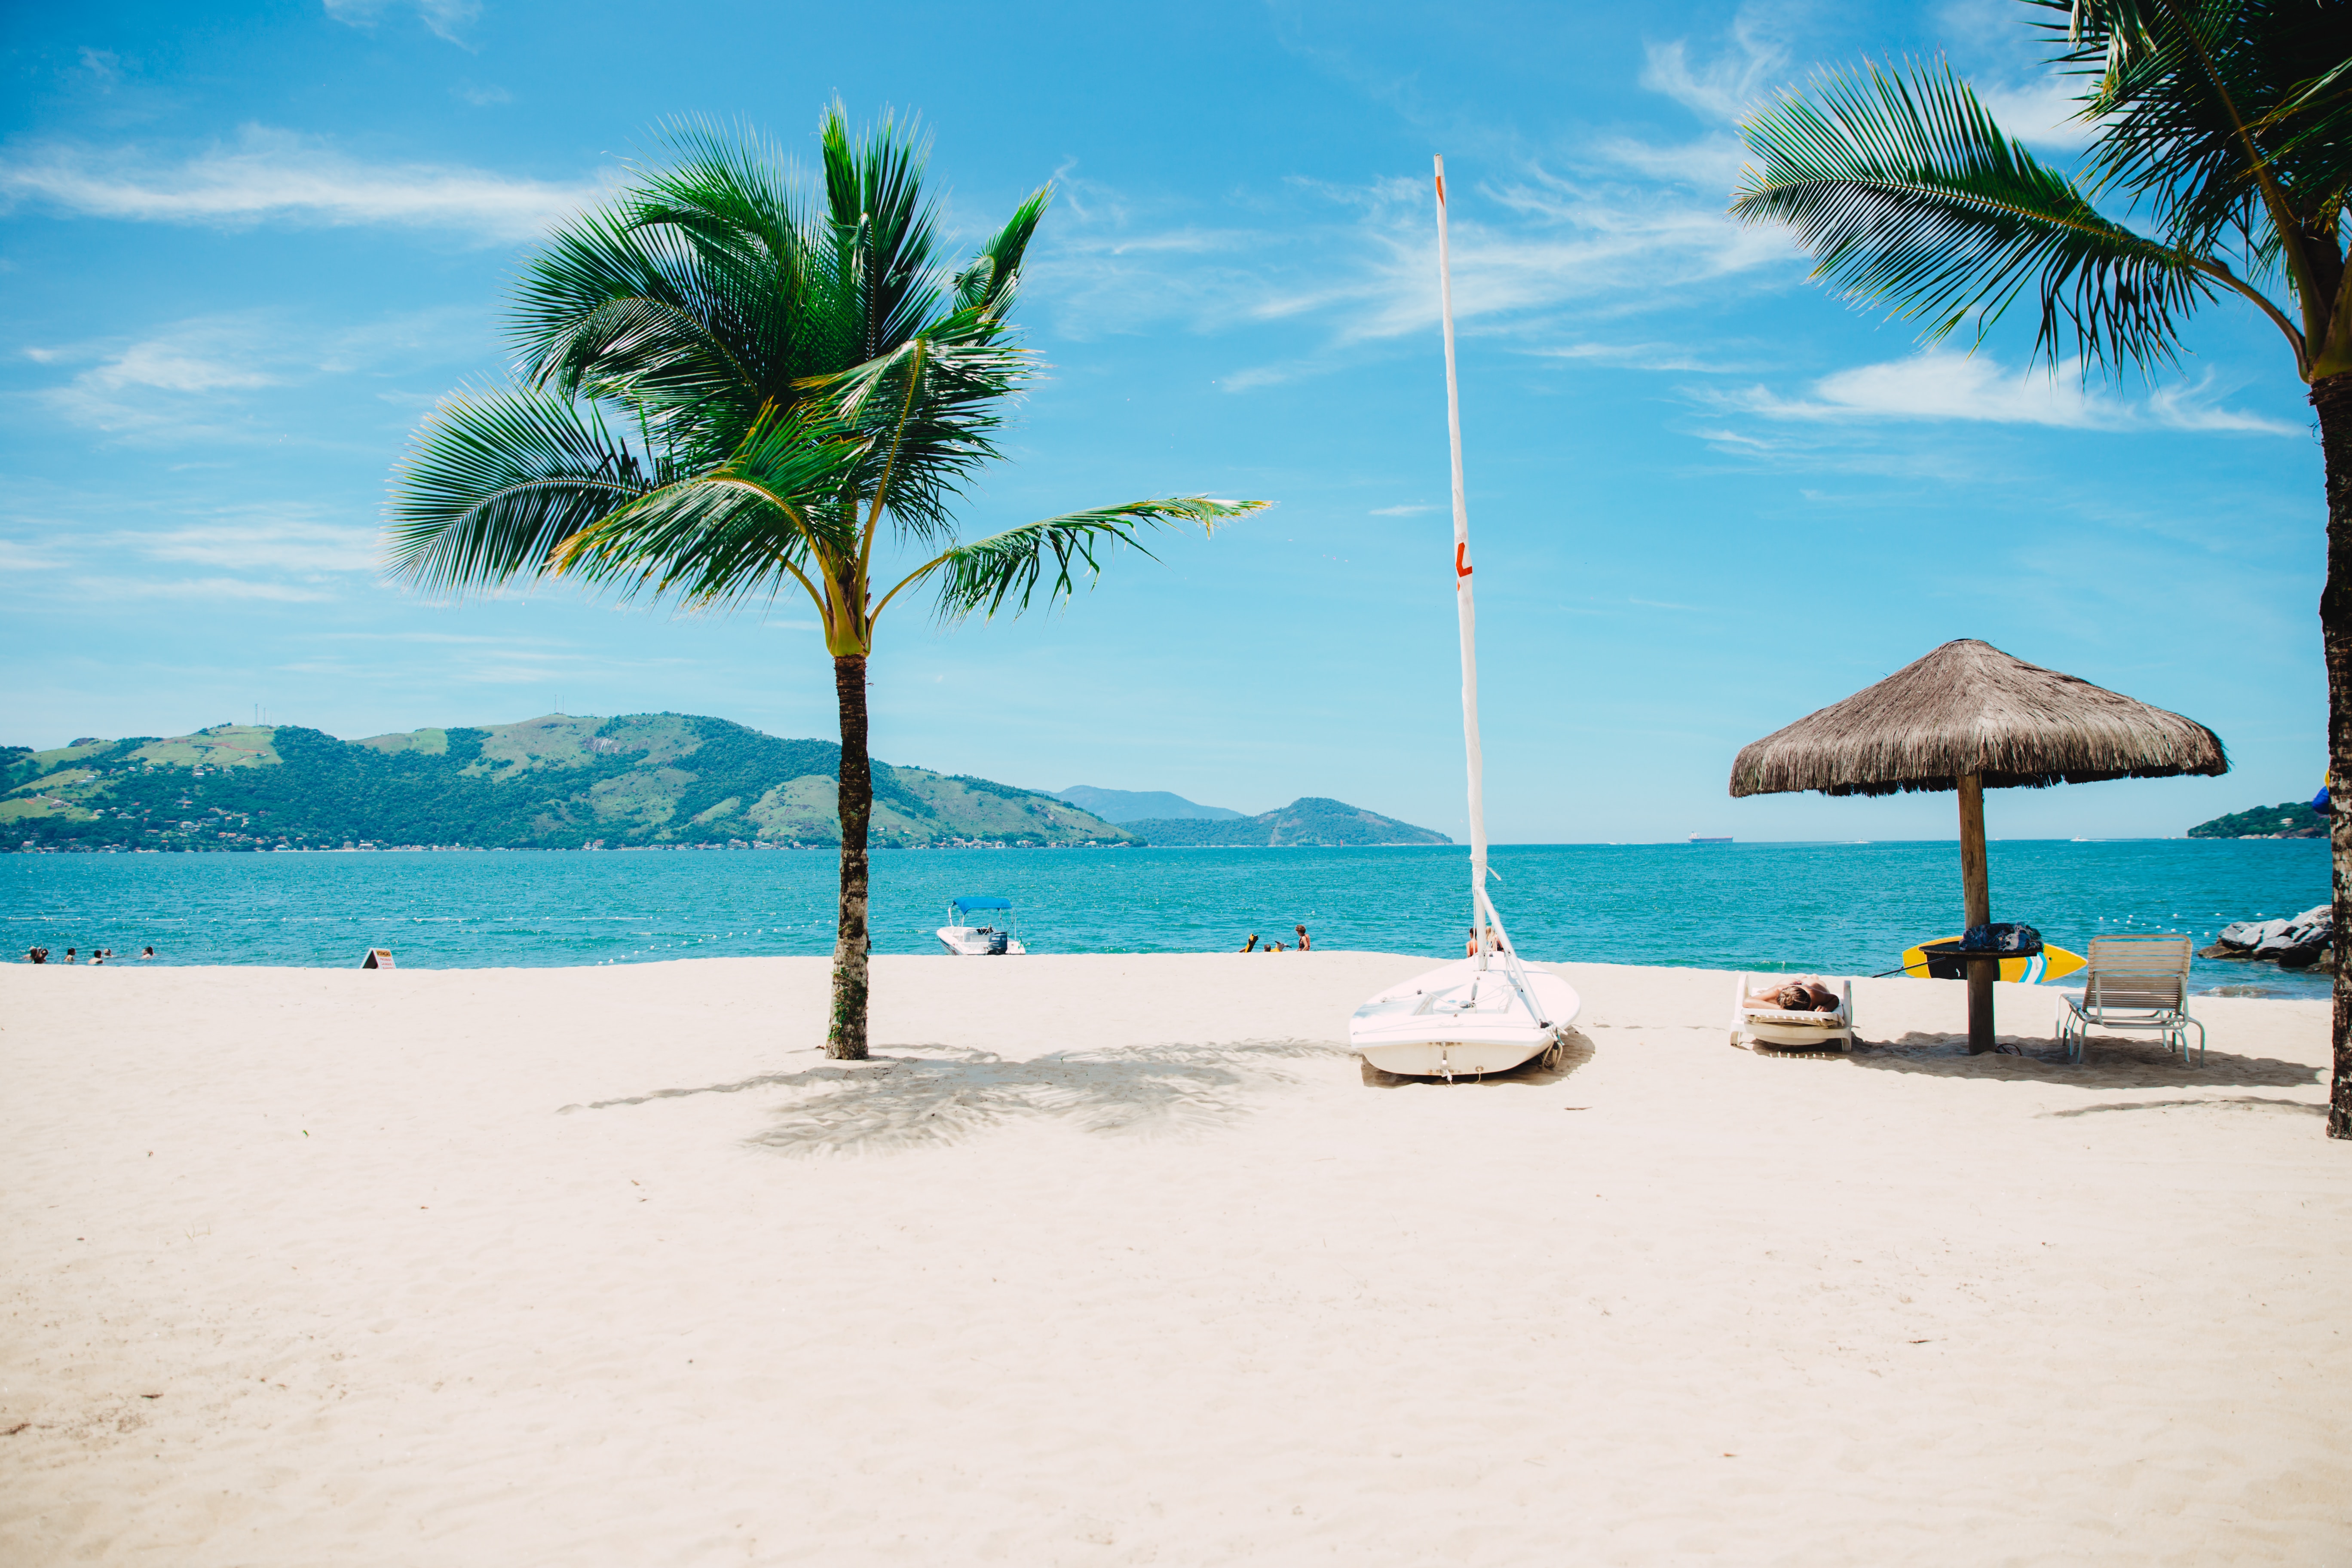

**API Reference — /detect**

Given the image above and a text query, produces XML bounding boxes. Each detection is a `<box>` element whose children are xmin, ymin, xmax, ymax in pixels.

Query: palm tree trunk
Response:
<box><xmin>827</xmin><ymin>652</ymin><xmax>872</xmax><ymax>1060</ymax></box>
<box><xmin>2314</xmin><ymin>373</ymin><xmax>2352</xmax><ymax>1138</ymax></box>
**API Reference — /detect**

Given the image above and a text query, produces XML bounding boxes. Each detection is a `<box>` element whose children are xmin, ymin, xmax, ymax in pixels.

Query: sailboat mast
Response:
<box><xmin>1433</xmin><ymin>154</ymin><xmax>1489</xmax><ymax>970</ymax></box>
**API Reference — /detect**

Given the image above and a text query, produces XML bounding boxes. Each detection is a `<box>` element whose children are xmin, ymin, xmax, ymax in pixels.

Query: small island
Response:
<box><xmin>2187</xmin><ymin>800</ymin><xmax>2326</xmax><ymax>839</ymax></box>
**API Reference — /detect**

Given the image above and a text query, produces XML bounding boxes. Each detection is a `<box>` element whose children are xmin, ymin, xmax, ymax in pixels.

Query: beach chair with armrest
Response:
<box><xmin>2054</xmin><ymin>934</ymin><xmax>2203</xmax><ymax>1066</ymax></box>
<box><xmin>1729</xmin><ymin>974</ymin><xmax>1854</xmax><ymax>1053</ymax></box>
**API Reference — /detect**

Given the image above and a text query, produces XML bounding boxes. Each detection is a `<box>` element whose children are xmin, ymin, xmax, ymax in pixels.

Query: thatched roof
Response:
<box><xmin>1728</xmin><ymin>640</ymin><xmax>2227</xmax><ymax>798</ymax></box>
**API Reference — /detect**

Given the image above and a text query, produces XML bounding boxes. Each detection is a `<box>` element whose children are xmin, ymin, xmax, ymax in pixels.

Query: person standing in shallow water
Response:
<box><xmin>1294</xmin><ymin>925</ymin><xmax>1311</xmax><ymax>951</ymax></box>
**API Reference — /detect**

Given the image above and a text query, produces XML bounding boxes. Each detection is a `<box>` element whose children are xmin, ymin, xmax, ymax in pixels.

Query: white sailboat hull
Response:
<box><xmin>1350</xmin><ymin>957</ymin><xmax>1581</xmax><ymax>1078</ymax></box>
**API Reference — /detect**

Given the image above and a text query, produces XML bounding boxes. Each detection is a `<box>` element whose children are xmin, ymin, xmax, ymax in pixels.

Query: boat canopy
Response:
<box><xmin>950</xmin><ymin>896</ymin><xmax>1013</xmax><ymax>912</ymax></box>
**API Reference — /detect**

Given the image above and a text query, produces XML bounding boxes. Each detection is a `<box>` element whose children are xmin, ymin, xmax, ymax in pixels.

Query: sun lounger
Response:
<box><xmin>2054</xmin><ymin>933</ymin><xmax>2203</xmax><ymax>1065</ymax></box>
<box><xmin>1729</xmin><ymin>974</ymin><xmax>1853</xmax><ymax>1053</ymax></box>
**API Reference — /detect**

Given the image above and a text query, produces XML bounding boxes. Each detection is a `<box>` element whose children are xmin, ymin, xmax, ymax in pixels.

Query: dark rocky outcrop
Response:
<box><xmin>2200</xmin><ymin>904</ymin><xmax>2335</xmax><ymax>971</ymax></box>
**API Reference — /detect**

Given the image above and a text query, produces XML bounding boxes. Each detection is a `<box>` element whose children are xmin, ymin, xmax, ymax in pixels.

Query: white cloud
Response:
<box><xmin>1046</xmin><ymin>156</ymin><xmax>1793</xmax><ymax>377</ymax></box>
<box><xmin>132</xmin><ymin>519</ymin><xmax>379</xmax><ymax>573</ymax></box>
<box><xmin>452</xmin><ymin>80</ymin><xmax>511</xmax><ymax>107</ymax></box>
<box><xmin>76</xmin><ymin>575</ymin><xmax>338</xmax><ymax>603</ymax></box>
<box><xmin>1524</xmin><ymin>341</ymin><xmax>1751</xmax><ymax>373</ymax></box>
<box><xmin>323</xmin><ymin>0</ymin><xmax>481</xmax><ymax>47</ymax></box>
<box><xmin>0</xmin><ymin>540</ymin><xmax>64</xmax><ymax>571</ymax></box>
<box><xmin>1369</xmin><ymin>503</ymin><xmax>1439</xmax><ymax>516</ymax></box>
<box><xmin>0</xmin><ymin>126</ymin><xmax>603</xmax><ymax>242</ymax></box>
<box><xmin>1715</xmin><ymin>350</ymin><xmax>2301</xmax><ymax>435</ymax></box>
<box><xmin>1640</xmin><ymin>9</ymin><xmax>1791</xmax><ymax>125</ymax></box>
<box><xmin>1976</xmin><ymin>76</ymin><xmax>2099</xmax><ymax>152</ymax></box>
<box><xmin>28</xmin><ymin>307</ymin><xmax>494</xmax><ymax>441</ymax></box>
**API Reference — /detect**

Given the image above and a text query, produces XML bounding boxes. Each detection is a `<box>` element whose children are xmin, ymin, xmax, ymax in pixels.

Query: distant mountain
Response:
<box><xmin>4</xmin><ymin>714</ymin><xmax>1138</xmax><ymax>852</ymax></box>
<box><xmin>1125</xmin><ymin>796</ymin><xmax>1450</xmax><ymax>848</ymax></box>
<box><xmin>1053</xmin><ymin>785</ymin><xmax>1243</xmax><ymax>823</ymax></box>
<box><xmin>2188</xmin><ymin>800</ymin><xmax>2326</xmax><ymax>839</ymax></box>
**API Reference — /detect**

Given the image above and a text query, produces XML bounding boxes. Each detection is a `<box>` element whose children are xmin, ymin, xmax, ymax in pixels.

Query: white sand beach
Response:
<box><xmin>4</xmin><ymin>953</ymin><xmax>2348</xmax><ymax>1565</ymax></box>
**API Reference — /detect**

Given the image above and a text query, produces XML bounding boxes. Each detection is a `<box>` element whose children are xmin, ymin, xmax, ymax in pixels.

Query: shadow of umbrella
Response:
<box><xmin>1845</xmin><ymin>1032</ymin><xmax>2316</xmax><ymax>1090</ymax></box>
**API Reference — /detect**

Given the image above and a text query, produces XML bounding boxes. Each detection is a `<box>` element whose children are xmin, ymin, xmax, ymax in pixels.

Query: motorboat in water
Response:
<box><xmin>937</xmin><ymin>895</ymin><xmax>1026</xmax><ymax>956</ymax></box>
<box><xmin>1348</xmin><ymin>154</ymin><xmax>1581</xmax><ymax>1081</ymax></box>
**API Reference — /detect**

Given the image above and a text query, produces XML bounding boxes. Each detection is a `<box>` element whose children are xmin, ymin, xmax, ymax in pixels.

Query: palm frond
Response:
<box><xmin>818</xmin><ymin>102</ymin><xmax>943</xmax><ymax>361</ymax></box>
<box><xmin>385</xmin><ymin>387</ymin><xmax>656</xmax><ymax>594</ymax></box>
<box><xmin>1733</xmin><ymin>59</ymin><xmax>2217</xmax><ymax>371</ymax></box>
<box><xmin>911</xmin><ymin>497</ymin><xmax>1267</xmax><ymax>623</ymax></box>
<box><xmin>512</xmin><ymin>193</ymin><xmax>809</xmax><ymax>444</ymax></box>
<box><xmin>955</xmin><ymin>186</ymin><xmax>1052</xmax><ymax>318</ymax></box>
<box><xmin>552</xmin><ymin>409</ymin><xmax>867</xmax><ymax>610</ymax></box>
<box><xmin>808</xmin><ymin>333</ymin><xmax>1036</xmax><ymax>544</ymax></box>
<box><xmin>2049</xmin><ymin>0</ymin><xmax>2352</xmax><ymax>276</ymax></box>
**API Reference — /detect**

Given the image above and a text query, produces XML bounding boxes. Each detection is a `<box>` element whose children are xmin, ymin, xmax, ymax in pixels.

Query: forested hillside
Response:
<box><xmin>2</xmin><ymin>714</ymin><xmax>1134</xmax><ymax>852</ymax></box>
<box><xmin>1125</xmin><ymin>796</ymin><xmax>1449</xmax><ymax>847</ymax></box>
<box><xmin>2187</xmin><ymin>800</ymin><xmax>2327</xmax><ymax>839</ymax></box>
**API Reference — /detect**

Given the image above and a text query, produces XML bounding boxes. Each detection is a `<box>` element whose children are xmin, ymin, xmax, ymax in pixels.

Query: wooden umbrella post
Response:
<box><xmin>1957</xmin><ymin>771</ymin><xmax>1993</xmax><ymax>1053</ymax></box>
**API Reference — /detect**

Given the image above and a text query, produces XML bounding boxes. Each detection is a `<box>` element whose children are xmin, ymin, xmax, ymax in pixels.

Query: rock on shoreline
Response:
<box><xmin>2200</xmin><ymin>903</ymin><xmax>2335</xmax><ymax>972</ymax></box>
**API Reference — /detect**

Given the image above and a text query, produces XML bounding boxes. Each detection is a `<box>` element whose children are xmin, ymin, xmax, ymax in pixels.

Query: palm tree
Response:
<box><xmin>383</xmin><ymin>109</ymin><xmax>1264</xmax><ymax>1059</ymax></box>
<box><xmin>1729</xmin><ymin>1</ymin><xmax>2352</xmax><ymax>1135</ymax></box>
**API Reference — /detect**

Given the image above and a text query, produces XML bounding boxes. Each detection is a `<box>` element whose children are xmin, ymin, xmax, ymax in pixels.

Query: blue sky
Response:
<box><xmin>0</xmin><ymin>0</ymin><xmax>2322</xmax><ymax>842</ymax></box>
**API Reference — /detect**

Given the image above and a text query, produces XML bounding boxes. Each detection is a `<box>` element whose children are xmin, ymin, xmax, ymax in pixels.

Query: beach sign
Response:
<box><xmin>360</xmin><ymin>948</ymin><xmax>395</xmax><ymax>969</ymax></box>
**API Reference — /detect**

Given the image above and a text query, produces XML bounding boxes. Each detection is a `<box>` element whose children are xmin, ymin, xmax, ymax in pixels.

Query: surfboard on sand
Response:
<box><xmin>1899</xmin><ymin>938</ymin><xmax>2086</xmax><ymax>985</ymax></box>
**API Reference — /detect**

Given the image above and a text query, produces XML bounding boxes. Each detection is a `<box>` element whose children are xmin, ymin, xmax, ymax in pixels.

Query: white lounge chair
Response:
<box><xmin>1730</xmin><ymin>974</ymin><xmax>1854</xmax><ymax>1053</ymax></box>
<box><xmin>2054</xmin><ymin>933</ymin><xmax>2204</xmax><ymax>1065</ymax></box>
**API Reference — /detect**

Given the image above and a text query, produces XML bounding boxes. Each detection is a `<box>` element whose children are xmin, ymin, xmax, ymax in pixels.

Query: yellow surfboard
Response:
<box><xmin>1899</xmin><ymin>937</ymin><xmax>2086</xmax><ymax>985</ymax></box>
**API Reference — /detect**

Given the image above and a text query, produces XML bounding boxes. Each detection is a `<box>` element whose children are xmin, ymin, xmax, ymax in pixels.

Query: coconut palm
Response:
<box><xmin>1729</xmin><ymin>0</ymin><xmax>2352</xmax><ymax>1134</ymax></box>
<box><xmin>384</xmin><ymin>109</ymin><xmax>1263</xmax><ymax>1059</ymax></box>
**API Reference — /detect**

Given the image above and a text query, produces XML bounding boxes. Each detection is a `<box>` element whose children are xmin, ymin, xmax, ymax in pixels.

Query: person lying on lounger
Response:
<box><xmin>1743</xmin><ymin>976</ymin><xmax>1840</xmax><ymax>1012</ymax></box>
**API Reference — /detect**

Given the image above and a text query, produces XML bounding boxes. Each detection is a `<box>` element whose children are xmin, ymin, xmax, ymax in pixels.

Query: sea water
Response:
<box><xmin>1</xmin><ymin>839</ymin><xmax>2330</xmax><ymax>998</ymax></box>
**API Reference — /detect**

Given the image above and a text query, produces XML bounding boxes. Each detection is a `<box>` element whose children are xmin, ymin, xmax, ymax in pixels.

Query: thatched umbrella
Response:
<box><xmin>1729</xmin><ymin>639</ymin><xmax>2227</xmax><ymax>1052</ymax></box>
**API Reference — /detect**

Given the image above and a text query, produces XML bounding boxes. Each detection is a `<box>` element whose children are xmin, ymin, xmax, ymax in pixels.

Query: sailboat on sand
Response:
<box><xmin>1348</xmin><ymin>155</ymin><xmax>1583</xmax><ymax>1081</ymax></box>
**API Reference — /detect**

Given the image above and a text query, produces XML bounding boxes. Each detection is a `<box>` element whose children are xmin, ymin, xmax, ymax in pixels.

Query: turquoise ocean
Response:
<box><xmin>1</xmin><ymin>838</ymin><xmax>2331</xmax><ymax>998</ymax></box>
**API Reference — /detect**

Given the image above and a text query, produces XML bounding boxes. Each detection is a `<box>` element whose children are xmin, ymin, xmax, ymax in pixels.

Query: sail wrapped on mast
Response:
<box><xmin>1341</xmin><ymin>155</ymin><xmax>1582</xmax><ymax>1081</ymax></box>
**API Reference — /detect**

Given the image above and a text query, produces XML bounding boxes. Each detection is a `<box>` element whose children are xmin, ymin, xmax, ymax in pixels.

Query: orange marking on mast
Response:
<box><xmin>1455</xmin><ymin>543</ymin><xmax>1472</xmax><ymax>579</ymax></box>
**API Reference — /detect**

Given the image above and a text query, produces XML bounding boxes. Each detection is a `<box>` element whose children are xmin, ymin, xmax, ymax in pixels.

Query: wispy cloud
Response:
<box><xmin>132</xmin><ymin>518</ymin><xmax>378</xmax><ymax>573</ymax></box>
<box><xmin>76</xmin><ymin>574</ymin><xmax>338</xmax><ymax>603</ymax></box>
<box><xmin>1369</xmin><ymin>503</ymin><xmax>1439</xmax><ymax>516</ymax></box>
<box><xmin>1640</xmin><ymin>8</ymin><xmax>1791</xmax><ymax>124</ymax></box>
<box><xmin>1711</xmin><ymin>350</ymin><xmax>2301</xmax><ymax>435</ymax></box>
<box><xmin>0</xmin><ymin>126</ymin><xmax>604</xmax><ymax>242</ymax></box>
<box><xmin>1034</xmin><ymin>12</ymin><xmax>1811</xmax><ymax>391</ymax></box>
<box><xmin>323</xmin><ymin>0</ymin><xmax>481</xmax><ymax>48</ymax></box>
<box><xmin>25</xmin><ymin>306</ymin><xmax>492</xmax><ymax>441</ymax></box>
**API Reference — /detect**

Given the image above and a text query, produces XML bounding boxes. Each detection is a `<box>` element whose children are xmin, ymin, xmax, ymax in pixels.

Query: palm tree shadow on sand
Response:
<box><xmin>1356</xmin><ymin>1028</ymin><xmax>1597</xmax><ymax>1089</ymax></box>
<box><xmin>755</xmin><ymin>1041</ymin><xmax>1365</xmax><ymax>1154</ymax></box>
<box><xmin>1839</xmin><ymin>1032</ymin><xmax>2318</xmax><ymax>1091</ymax></box>
<box><xmin>572</xmin><ymin>1041</ymin><xmax>1356</xmax><ymax>1157</ymax></box>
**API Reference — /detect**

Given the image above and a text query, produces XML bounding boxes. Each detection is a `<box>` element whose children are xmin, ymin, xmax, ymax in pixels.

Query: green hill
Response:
<box><xmin>1</xmin><ymin>714</ymin><xmax>1135</xmax><ymax>853</ymax></box>
<box><xmin>1125</xmin><ymin>796</ymin><xmax>1449</xmax><ymax>847</ymax></box>
<box><xmin>2187</xmin><ymin>800</ymin><xmax>2326</xmax><ymax>839</ymax></box>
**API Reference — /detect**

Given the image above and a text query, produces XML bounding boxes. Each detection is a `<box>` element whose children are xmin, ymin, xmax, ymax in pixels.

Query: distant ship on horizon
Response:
<box><xmin>1688</xmin><ymin>835</ymin><xmax>1732</xmax><ymax>844</ymax></box>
